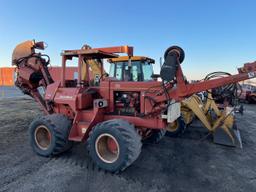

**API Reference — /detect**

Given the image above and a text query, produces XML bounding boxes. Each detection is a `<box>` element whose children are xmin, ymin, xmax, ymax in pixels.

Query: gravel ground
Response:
<box><xmin>0</xmin><ymin>97</ymin><xmax>256</xmax><ymax>192</ymax></box>
<box><xmin>0</xmin><ymin>87</ymin><xmax>25</xmax><ymax>99</ymax></box>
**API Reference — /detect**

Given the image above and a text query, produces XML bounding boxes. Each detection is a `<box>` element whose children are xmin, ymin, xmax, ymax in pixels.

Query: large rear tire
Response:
<box><xmin>29</xmin><ymin>114</ymin><xmax>73</xmax><ymax>157</ymax></box>
<box><xmin>87</xmin><ymin>119</ymin><xmax>142</xmax><ymax>173</ymax></box>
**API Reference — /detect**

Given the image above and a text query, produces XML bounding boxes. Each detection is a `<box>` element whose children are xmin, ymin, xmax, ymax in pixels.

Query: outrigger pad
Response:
<box><xmin>213</xmin><ymin>126</ymin><xmax>243</xmax><ymax>148</ymax></box>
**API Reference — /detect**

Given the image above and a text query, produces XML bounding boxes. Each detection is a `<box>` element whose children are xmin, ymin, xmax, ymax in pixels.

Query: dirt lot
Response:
<box><xmin>0</xmin><ymin>97</ymin><xmax>256</xmax><ymax>192</ymax></box>
<box><xmin>0</xmin><ymin>87</ymin><xmax>25</xmax><ymax>99</ymax></box>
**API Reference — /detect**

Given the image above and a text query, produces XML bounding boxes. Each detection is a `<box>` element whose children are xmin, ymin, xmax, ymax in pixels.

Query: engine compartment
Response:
<box><xmin>114</xmin><ymin>91</ymin><xmax>140</xmax><ymax>114</ymax></box>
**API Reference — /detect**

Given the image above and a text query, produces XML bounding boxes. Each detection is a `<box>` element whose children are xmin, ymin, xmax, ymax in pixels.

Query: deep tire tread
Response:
<box><xmin>29</xmin><ymin>114</ymin><xmax>73</xmax><ymax>157</ymax></box>
<box><xmin>87</xmin><ymin>119</ymin><xmax>142</xmax><ymax>173</ymax></box>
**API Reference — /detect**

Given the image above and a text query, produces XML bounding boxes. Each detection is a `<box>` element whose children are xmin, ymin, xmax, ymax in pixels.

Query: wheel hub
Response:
<box><xmin>34</xmin><ymin>125</ymin><xmax>51</xmax><ymax>150</ymax></box>
<box><xmin>95</xmin><ymin>133</ymin><xmax>120</xmax><ymax>164</ymax></box>
<box><xmin>166</xmin><ymin>121</ymin><xmax>179</xmax><ymax>132</ymax></box>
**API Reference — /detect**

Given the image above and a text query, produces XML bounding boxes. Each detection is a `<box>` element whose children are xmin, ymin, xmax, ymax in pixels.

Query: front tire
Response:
<box><xmin>29</xmin><ymin>114</ymin><xmax>73</xmax><ymax>157</ymax></box>
<box><xmin>87</xmin><ymin>119</ymin><xmax>142</xmax><ymax>173</ymax></box>
<box><xmin>142</xmin><ymin>129</ymin><xmax>166</xmax><ymax>144</ymax></box>
<box><xmin>166</xmin><ymin>117</ymin><xmax>186</xmax><ymax>137</ymax></box>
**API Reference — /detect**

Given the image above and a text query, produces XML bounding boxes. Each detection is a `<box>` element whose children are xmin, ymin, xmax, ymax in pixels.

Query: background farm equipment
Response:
<box><xmin>248</xmin><ymin>91</ymin><xmax>256</xmax><ymax>103</ymax></box>
<box><xmin>12</xmin><ymin>40</ymin><xmax>256</xmax><ymax>172</ymax></box>
<box><xmin>239</xmin><ymin>84</ymin><xmax>256</xmax><ymax>103</ymax></box>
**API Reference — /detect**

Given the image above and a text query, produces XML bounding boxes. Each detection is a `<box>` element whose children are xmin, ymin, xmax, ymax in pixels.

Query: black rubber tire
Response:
<box><xmin>87</xmin><ymin>119</ymin><xmax>142</xmax><ymax>173</ymax></box>
<box><xmin>143</xmin><ymin>129</ymin><xmax>166</xmax><ymax>144</ymax></box>
<box><xmin>249</xmin><ymin>96</ymin><xmax>256</xmax><ymax>104</ymax></box>
<box><xmin>164</xmin><ymin>46</ymin><xmax>185</xmax><ymax>64</ymax></box>
<box><xmin>166</xmin><ymin>117</ymin><xmax>186</xmax><ymax>137</ymax></box>
<box><xmin>29</xmin><ymin>114</ymin><xmax>73</xmax><ymax>157</ymax></box>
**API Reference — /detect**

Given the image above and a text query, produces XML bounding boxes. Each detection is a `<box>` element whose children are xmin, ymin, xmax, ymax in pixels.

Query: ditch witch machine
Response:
<box><xmin>12</xmin><ymin>40</ymin><xmax>256</xmax><ymax>172</ymax></box>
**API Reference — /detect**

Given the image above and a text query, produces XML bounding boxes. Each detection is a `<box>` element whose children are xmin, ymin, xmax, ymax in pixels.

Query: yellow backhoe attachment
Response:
<box><xmin>80</xmin><ymin>44</ymin><xmax>106</xmax><ymax>83</ymax></box>
<box><xmin>81</xmin><ymin>59</ymin><xmax>104</xmax><ymax>82</ymax></box>
<box><xmin>181</xmin><ymin>93</ymin><xmax>242</xmax><ymax>148</ymax></box>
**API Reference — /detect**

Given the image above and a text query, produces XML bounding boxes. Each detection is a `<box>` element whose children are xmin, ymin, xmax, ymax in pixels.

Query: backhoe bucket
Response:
<box><xmin>213</xmin><ymin>125</ymin><xmax>242</xmax><ymax>148</ymax></box>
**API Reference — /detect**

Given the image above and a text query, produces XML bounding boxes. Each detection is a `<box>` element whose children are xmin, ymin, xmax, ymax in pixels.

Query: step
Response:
<box><xmin>69</xmin><ymin>136</ymin><xmax>82</xmax><ymax>142</ymax></box>
<box><xmin>77</xmin><ymin>121</ymin><xmax>90</xmax><ymax>136</ymax></box>
<box><xmin>81</xmin><ymin>109</ymin><xmax>94</xmax><ymax>122</ymax></box>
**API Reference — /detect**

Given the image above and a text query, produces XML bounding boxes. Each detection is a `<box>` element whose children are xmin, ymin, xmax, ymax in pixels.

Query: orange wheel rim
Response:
<box><xmin>166</xmin><ymin>121</ymin><xmax>179</xmax><ymax>132</ymax></box>
<box><xmin>95</xmin><ymin>133</ymin><xmax>120</xmax><ymax>164</ymax></box>
<box><xmin>34</xmin><ymin>125</ymin><xmax>51</xmax><ymax>150</ymax></box>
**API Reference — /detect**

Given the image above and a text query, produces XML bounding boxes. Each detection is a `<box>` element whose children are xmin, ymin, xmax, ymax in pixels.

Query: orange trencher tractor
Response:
<box><xmin>12</xmin><ymin>40</ymin><xmax>256</xmax><ymax>172</ymax></box>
